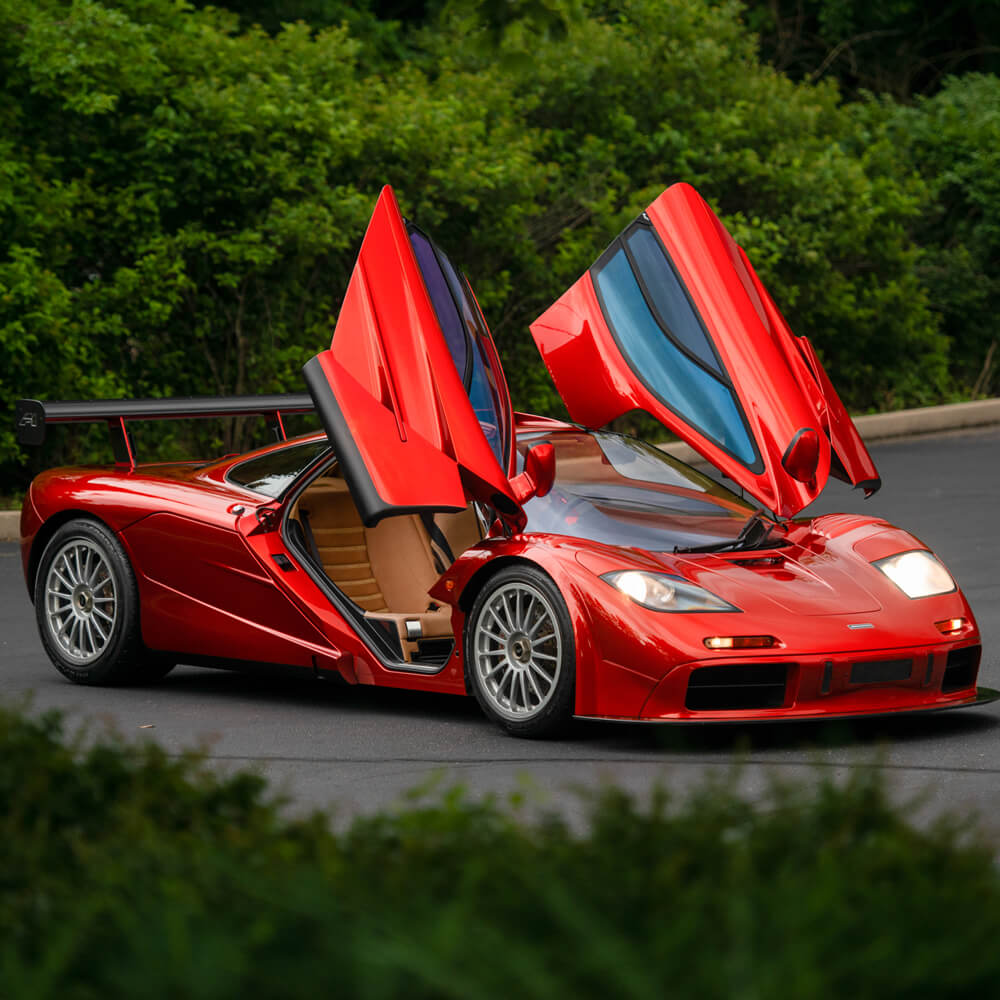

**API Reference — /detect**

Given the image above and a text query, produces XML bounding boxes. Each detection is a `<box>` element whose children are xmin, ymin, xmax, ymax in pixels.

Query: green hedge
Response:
<box><xmin>6</xmin><ymin>0</ymin><xmax>1000</xmax><ymax>491</ymax></box>
<box><xmin>2</xmin><ymin>702</ymin><xmax>1000</xmax><ymax>998</ymax></box>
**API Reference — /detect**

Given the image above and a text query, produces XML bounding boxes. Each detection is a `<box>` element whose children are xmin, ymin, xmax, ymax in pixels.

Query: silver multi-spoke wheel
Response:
<box><xmin>472</xmin><ymin>581</ymin><xmax>563</xmax><ymax>722</ymax></box>
<box><xmin>44</xmin><ymin>538</ymin><xmax>118</xmax><ymax>665</ymax></box>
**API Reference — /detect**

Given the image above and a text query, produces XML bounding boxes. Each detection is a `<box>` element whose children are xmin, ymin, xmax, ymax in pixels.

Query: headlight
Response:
<box><xmin>873</xmin><ymin>550</ymin><xmax>955</xmax><ymax>599</ymax></box>
<box><xmin>601</xmin><ymin>571</ymin><xmax>739</xmax><ymax>613</ymax></box>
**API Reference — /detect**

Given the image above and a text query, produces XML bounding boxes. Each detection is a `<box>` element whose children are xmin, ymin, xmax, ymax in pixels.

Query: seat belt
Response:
<box><xmin>299</xmin><ymin>509</ymin><xmax>323</xmax><ymax>566</ymax></box>
<box><xmin>420</xmin><ymin>512</ymin><xmax>454</xmax><ymax>573</ymax></box>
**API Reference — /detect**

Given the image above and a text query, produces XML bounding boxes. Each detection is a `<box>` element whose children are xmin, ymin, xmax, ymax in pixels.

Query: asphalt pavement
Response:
<box><xmin>2</xmin><ymin>426</ymin><xmax>999</xmax><ymax>828</ymax></box>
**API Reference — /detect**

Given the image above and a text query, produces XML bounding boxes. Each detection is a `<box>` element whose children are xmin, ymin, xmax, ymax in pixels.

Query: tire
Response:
<box><xmin>34</xmin><ymin>518</ymin><xmax>170</xmax><ymax>686</ymax></box>
<box><xmin>464</xmin><ymin>564</ymin><xmax>575</xmax><ymax>738</ymax></box>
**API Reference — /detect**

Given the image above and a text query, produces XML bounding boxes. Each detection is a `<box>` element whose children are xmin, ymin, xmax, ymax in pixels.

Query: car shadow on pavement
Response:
<box><xmin>155</xmin><ymin>663</ymin><xmax>1000</xmax><ymax>755</ymax></box>
<box><xmin>569</xmin><ymin>706</ymin><xmax>1000</xmax><ymax>756</ymax></box>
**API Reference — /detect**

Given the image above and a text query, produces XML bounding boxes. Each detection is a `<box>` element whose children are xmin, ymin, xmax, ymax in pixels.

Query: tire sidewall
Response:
<box><xmin>464</xmin><ymin>563</ymin><xmax>576</xmax><ymax>738</ymax></box>
<box><xmin>34</xmin><ymin>519</ymin><xmax>140</xmax><ymax>685</ymax></box>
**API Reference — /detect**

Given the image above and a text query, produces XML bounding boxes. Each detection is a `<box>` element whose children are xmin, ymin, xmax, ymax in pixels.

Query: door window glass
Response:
<box><xmin>625</xmin><ymin>225</ymin><xmax>722</xmax><ymax>375</ymax></box>
<box><xmin>227</xmin><ymin>438</ymin><xmax>330</xmax><ymax>498</ymax></box>
<box><xmin>593</xmin><ymin>242</ymin><xmax>757</xmax><ymax>467</ymax></box>
<box><xmin>409</xmin><ymin>228</ymin><xmax>508</xmax><ymax>466</ymax></box>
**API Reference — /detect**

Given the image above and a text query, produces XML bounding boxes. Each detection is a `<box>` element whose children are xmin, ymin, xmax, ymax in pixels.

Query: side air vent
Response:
<box><xmin>942</xmin><ymin>646</ymin><xmax>980</xmax><ymax>693</ymax></box>
<box><xmin>685</xmin><ymin>663</ymin><xmax>788</xmax><ymax>711</ymax></box>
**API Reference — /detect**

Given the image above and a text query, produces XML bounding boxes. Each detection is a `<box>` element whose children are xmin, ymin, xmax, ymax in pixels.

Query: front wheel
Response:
<box><xmin>34</xmin><ymin>518</ymin><xmax>170</xmax><ymax>685</ymax></box>
<box><xmin>465</xmin><ymin>565</ymin><xmax>575</xmax><ymax>738</ymax></box>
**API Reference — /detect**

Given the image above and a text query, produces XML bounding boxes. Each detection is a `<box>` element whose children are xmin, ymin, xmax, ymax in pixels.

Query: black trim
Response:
<box><xmin>303</xmin><ymin>355</ymin><xmax>466</xmax><ymax>527</ymax></box>
<box><xmin>588</xmin><ymin>223</ymin><xmax>765</xmax><ymax>477</ymax></box>
<box><xmin>298</xmin><ymin>509</ymin><xmax>323</xmax><ymax>564</ymax></box>
<box><xmin>15</xmin><ymin>393</ymin><xmax>314</xmax><ymax>446</ymax></box>
<box><xmin>857</xmin><ymin>477</ymin><xmax>882</xmax><ymax>497</ymax></box>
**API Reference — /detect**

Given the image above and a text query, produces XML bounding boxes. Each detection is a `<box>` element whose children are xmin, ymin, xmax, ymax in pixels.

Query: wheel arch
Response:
<box><xmin>457</xmin><ymin>555</ymin><xmax>547</xmax><ymax>614</ymax></box>
<box><xmin>27</xmin><ymin>510</ymin><xmax>116</xmax><ymax>601</ymax></box>
<box><xmin>455</xmin><ymin>548</ymin><xmax>602</xmax><ymax>717</ymax></box>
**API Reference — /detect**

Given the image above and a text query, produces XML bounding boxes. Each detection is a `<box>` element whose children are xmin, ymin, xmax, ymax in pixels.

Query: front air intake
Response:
<box><xmin>942</xmin><ymin>646</ymin><xmax>980</xmax><ymax>693</ymax></box>
<box><xmin>685</xmin><ymin>663</ymin><xmax>788</xmax><ymax>711</ymax></box>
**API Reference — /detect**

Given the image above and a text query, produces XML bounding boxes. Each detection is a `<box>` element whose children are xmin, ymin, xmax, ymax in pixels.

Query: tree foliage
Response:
<box><xmin>0</xmin><ymin>0</ymin><xmax>996</xmax><ymax>490</ymax></box>
<box><xmin>746</xmin><ymin>0</ymin><xmax>1000</xmax><ymax>100</ymax></box>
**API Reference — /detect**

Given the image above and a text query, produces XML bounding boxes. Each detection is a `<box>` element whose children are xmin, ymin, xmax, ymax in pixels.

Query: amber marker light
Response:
<box><xmin>703</xmin><ymin>635</ymin><xmax>780</xmax><ymax>650</ymax></box>
<box><xmin>934</xmin><ymin>617</ymin><xmax>968</xmax><ymax>636</ymax></box>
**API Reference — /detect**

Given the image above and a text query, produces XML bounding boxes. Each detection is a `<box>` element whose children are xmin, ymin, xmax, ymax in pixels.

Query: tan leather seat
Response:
<box><xmin>292</xmin><ymin>476</ymin><xmax>483</xmax><ymax>660</ymax></box>
<box><xmin>294</xmin><ymin>478</ymin><xmax>387</xmax><ymax>612</ymax></box>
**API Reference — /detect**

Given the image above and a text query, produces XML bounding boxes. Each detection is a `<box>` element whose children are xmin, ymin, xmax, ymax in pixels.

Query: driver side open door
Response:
<box><xmin>304</xmin><ymin>186</ymin><xmax>525</xmax><ymax>529</ymax></box>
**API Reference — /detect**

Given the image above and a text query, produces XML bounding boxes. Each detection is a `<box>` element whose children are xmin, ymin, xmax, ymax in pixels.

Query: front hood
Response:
<box><xmin>661</xmin><ymin>543</ymin><xmax>883</xmax><ymax>618</ymax></box>
<box><xmin>530</xmin><ymin>183</ymin><xmax>880</xmax><ymax>518</ymax></box>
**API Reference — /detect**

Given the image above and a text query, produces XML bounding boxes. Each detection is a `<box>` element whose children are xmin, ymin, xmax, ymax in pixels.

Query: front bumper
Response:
<box><xmin>635</xmin><ymin>640</ymin><xmax>993</xmax><ymax>722</ymax></box>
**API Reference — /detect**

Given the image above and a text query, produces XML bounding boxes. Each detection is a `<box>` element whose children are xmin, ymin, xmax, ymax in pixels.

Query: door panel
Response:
<box><xmin>530</xmin><ymin>183</ymin><xmax>879</xmax><ymax>518</ymax></box>
<box><xmin>304</xmin><ymin>186</ymin><xmax>521</xmax><ymax>528</ymax></box>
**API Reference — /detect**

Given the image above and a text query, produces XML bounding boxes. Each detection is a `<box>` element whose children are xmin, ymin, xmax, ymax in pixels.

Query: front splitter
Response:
<box><xmin>575</xmin><ymin>686</ymin><xmax>1000</xmax><ymax>725</ymax></box>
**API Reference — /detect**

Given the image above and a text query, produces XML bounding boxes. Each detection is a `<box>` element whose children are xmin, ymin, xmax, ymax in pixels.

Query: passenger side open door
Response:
<box><xmin>529</xmin><ymin>183</ymin><xmax>879</xmax><ymax>518</ymax></box>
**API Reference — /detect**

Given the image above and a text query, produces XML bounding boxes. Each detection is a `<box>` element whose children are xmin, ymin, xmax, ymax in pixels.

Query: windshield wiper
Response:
<box><xmin>673</xmin><ymin>511</ymin><xmax>785</xmax><ymax>554</ymax></box>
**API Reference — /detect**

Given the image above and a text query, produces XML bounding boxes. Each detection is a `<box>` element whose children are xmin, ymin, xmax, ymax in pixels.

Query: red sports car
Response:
<box><xmin>16</xmin><ymin>183</ymin><xmax>994</xmax><ymax>736</ymax></box>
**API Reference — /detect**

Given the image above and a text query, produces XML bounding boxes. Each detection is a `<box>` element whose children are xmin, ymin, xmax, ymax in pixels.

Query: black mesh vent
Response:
<box><xmin>942</xmin><ymin>646</ymin><xmax>980</xmax><ymax>693</ymax></box>
<box><xmin>849</xmin><ymin>659</ymin><xmax>912</xmax><ymax>685</ymax></box>
<box><xmin>685</xmin><ymin>663</ymin><xmax>788</xmax><ymax>711</ymax></box>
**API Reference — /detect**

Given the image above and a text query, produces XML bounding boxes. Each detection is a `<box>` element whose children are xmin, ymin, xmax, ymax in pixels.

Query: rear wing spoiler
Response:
<box><xmin>15</xmin><ymin>393</ymin><xmax>315</xmax><ymax>468</ymax></box>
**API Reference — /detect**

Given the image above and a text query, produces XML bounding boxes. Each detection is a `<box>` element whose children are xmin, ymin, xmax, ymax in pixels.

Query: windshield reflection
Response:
<box><xmin>519</xmin><ymin>430</ymin><xmax>754</xmax><ymax>551</ymax></box>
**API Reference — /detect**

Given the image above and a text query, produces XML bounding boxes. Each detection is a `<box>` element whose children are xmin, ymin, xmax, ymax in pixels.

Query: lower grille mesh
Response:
<box><xmin>685</xmin><ymin>663</ymin><xmax>788</xmax><ymax>711</ymax></box>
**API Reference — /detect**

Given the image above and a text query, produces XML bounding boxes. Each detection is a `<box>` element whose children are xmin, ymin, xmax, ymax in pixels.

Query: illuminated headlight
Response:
<box><xmin>873</xmin><ymin>550</ymin><xmax>955</xmax><ymax>599</ymax></box>
<box><xmin>601</xmin><ymin>571</ymin><xmax>739</xmax><ymax>613</ymax></box>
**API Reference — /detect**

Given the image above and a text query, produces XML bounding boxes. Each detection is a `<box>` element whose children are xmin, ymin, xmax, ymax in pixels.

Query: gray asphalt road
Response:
<box><xmin>3</xmin><ymin>427</ymin><xmax>999</xmax><ymax>826</ymax></box>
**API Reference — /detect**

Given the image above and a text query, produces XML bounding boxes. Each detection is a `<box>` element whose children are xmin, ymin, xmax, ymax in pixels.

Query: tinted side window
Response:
<box><xmin>228</xmin><ymin>440</ymin><xmax>329</xmax><ymax>498</ymax></box>
<box><xmin>592</xmin><ymin>228</ymin><xmax>758</xmax><ymax>469</ymax></box>
<box><xmin>409</xmin><ymin>228</ymin><xmax>508</xmax><ymax>467</ymax></box>
<box><xmin>409</xmin><ymin>229</ymin><xmax>469</xmax><ymax>379</ymax></box>
<box><xmin>625</xmin><ymin>226</ymin><xmax>722</xmax><ymax>375</ymax></box>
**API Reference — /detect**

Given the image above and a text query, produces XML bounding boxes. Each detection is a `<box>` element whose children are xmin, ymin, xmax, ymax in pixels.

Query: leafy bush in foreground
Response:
<box><xmin>2</xmin><ymin>703</ymin><xmax>999</xmax><ymax>999</ymax></box>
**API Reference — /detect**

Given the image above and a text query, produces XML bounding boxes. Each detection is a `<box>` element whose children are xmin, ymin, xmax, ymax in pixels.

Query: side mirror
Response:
<box><xmin>781</xmin><ymin>427</ymin><xmax>820</xmax><ymax>487</ymax></box>
<box><xmin>510</xmin><ymin>443</ymin><xmax>556</xmax><ymax>505</ymax></box>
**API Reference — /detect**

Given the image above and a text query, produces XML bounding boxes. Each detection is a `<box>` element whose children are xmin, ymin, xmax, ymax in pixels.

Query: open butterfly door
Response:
<box><xmin>529</xmin><ymin>183</ymin><xmax>879</xmax><ymax>518</ymax></box>
<box><xmin>304</xmin><ymin>186</ymin><xmax>524</xmax><ymax>528</ymax></box>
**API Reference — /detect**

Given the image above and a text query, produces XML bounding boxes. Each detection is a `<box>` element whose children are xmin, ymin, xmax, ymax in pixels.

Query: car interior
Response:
<box><xmin>286</xmin><ymin>465</ymin><xmax>485</xmax><ymax>665</ymax></box>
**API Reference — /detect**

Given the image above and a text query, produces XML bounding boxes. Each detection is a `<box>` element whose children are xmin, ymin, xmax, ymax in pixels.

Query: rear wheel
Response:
<box><xmin>465</xmin><ymin>565</ymin><xmax>575</xmax><ymax>738</ymax></box>
<box><xmin>34</xmin><ymin>518</ymin><xmax>173</xmax><ymax>685</ymax></box>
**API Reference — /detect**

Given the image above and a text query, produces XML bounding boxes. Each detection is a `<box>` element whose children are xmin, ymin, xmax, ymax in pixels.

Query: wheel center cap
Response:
<box><xmin>72</xmin><ymin>584</ymin><xmax>94</xmax><ymax>615</ymax></box>
<box><xmin>507</xmin><ymin>632</ymin><xmax>532</xmax><ymax>666</ymax></box>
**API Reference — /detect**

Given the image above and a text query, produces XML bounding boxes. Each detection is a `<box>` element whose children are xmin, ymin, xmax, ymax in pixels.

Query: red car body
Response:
<box><xmin>17</xmin><ymin>184</ymin><xmax>993</xmax><ymax>733</ymax></box>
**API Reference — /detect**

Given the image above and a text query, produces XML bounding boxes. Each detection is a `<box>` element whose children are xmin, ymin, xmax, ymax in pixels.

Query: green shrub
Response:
<box><xmin>888</xmin><ymin>74</ymin><xmax>1000</xmax><ymax>397</ymax></box>
<box><xmin>2</xmin><ymin>702</ymin><xmax>1000</xmax><ymax>999</ymax></box>
<box><xmin>1</xmin><ymin>0</ymin><xmax>967</xmax><ymax>492</ymax></box>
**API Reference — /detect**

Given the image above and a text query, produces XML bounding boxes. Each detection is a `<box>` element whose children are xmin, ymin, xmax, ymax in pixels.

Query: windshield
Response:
<box><xmin>518</xmin><ymin>430</ymin><xmax>755</xmax><ymax>551</ymax></box>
